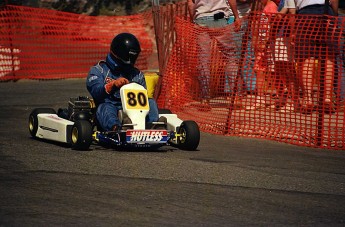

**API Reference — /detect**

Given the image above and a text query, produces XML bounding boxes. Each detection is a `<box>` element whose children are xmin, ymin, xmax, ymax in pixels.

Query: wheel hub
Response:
<box><xmin>29</xmin><ymin>116</ymin><xmax>34</xmax><ymax>132</ymax></box>
<box><xmin>72</xmin><ymin>127</ymin><xmax>79</xmax><ymax>144</ymax></box>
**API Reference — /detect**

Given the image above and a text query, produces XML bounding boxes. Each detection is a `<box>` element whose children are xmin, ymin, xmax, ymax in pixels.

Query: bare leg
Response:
<box><xmin>254</xmin><ymin>51</ymin><xmax>266</xmax><ymax>96</ymax></box>
<box><xmin>256</xmin><ymin>70</ymin><xmax>266</xmax><ymax>96</ymax></box>
<box><xmin>301</xmin><ymin>57</ymin><xmax>315</xmax><ymax>108</ymax></box>
<box><xmin>324</xmin><ymin>59</ymin><xmax>335</xmax><ymax>103</ymax></box>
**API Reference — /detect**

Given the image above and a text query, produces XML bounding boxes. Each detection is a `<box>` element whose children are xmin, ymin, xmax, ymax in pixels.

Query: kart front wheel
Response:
<box><xmin>177</xmin><ymin>121</ymin><xmax>200</xmax><ymax>151</ymax></box>
<box><xmin>70</xmin><ymin>120</ymin><xmax>92</xmax><ymax>151</ymax></box>
<box><xmin>29</xmin><ymin>108</ymin><xmax>56</xmax><ymax>138</ymax></box>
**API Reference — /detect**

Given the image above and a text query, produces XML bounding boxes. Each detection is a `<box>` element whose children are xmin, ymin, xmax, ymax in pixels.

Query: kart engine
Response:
<box><xmin>68</xmin><ymin>96</ymin><xmax>95</xmax><ymax>121</ymax></box>
<box><xmin>58</xmin><ymin>96</ymin><xmax>95</xmax><ymax>121</ymax></box>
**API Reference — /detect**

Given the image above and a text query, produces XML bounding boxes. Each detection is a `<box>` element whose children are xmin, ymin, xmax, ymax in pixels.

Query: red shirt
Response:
<box><xmin>263</xmin><ymin>1</ymin><xmax>278</xmax><ymax>14</ymax></box>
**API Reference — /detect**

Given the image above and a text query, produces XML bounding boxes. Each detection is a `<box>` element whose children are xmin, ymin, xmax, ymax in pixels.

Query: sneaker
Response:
<box><xmin>245</xmin><ymin>96</ymin><xmax>266</xmax><ymax>110</ymax></box>
<box><xmin>192</xmin><ymin>99</ymin><xmax>212</xmax><ymax>111</ymax></box>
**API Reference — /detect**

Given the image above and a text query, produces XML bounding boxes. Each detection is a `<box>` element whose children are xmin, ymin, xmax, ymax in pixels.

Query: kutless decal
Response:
<box><xmin>126</xmin><ymin>130</ymin><xmax>168</xmax><ymax>143</ymax></box>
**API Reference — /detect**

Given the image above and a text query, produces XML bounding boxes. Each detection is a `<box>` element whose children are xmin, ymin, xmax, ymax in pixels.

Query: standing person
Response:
<box><xmin>86</xmin><ymin>33</ymin><xmax>162</xmax><ymax>131</ymax></box>
<box><xmin>230</xmin><ymin>0</ymin><xmax>256</xmax><ymax>96</ymax></box>
<box><xmin>187</xmin><ymin>0</ymin><xmax>241</xmax><ymax>110</ymax></box>
<box><xmin>188</xmin><ymin>0</ymin><xmax>241</xmax><ymax>27</ymax></box>
<box><xmin>272</xmin><ymin>0</ymin><xmax>297</xmax><ymax>110</ymax></box>
<box><xmin>294</xmin><ymin>0</ymin><xmax>339</xmax><ymax>111</ymax></box>
<box><xmin>250</xmin><ymin>0</ymin><xmax>278</xmax><ymax>109</ymax></box>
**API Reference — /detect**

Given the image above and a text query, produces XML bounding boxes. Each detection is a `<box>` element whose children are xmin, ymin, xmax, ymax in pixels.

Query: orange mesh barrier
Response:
<box><xmin>155</xmin><ymin>3</ymin><xmax>345</xmax><ymax>149</ymax></box>
<box><xmin>0</xmin><ymin>5</ymin><xmax>155</xmax><ymax>80</ymax></box>
<box><xmin>1</xmin><ymin>3</ymin><xmax>345</xmax><ymax>150</ymax></box>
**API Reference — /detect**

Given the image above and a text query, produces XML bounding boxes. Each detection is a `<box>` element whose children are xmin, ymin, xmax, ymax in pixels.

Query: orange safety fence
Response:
<box><xmin>1</xmin><ymin>3</ymin><xmax>345</xmax><ymax>150</ymax></box>
<box><xmin>0</xmin><ymin>5</ymin><xmax>156</xmax><ymax>80</ymax></box>
<box><xmin>155</xmin><ymin>3</ymin><xmax>345</xmax><ymax>149</ymax></box>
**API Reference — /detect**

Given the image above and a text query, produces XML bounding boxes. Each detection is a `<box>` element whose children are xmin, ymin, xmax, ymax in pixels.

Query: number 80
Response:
<box><xmin>127</xmin><ymin>92</ymin><xmax>148</xmax><ymax>107</ymax></box>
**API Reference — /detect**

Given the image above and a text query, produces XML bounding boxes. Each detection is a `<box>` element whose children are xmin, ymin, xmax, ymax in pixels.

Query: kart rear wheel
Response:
<box><xmin>177</xmin><ymin>121</ymin><xmax>200</xmax><ymax>151</ymax></box>
<box><xmin>29</xmin><ymin>108</ymin><xmax>56</xmax><ymax>138</ymax></box>
<box><xmin>70</xmin><ymin>120</ymin><xmax>92</xmax><ymax>151</ymax></box>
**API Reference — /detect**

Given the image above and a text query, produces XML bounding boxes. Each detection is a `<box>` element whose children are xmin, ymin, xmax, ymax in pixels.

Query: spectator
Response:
<box><xmin>187</xmin><ymin>0</ymin><xmax>241</xmax><ymax>110</ymax></box>
<box><xmin>271</xmin><ymin>0</ymin><xmax>297</xmax><ymax>110</ymax></box>
<box><xmin>294</xmin><ymin>0</ymin><xmax>339</xmax><ymax>112</ymax></box>
<box><xmin>249</xmin><ymin>0</ymin><xmax>278</xmax><ymax>109</ymax></box>
<box><xmin>229</xmin><ymin>0</ymin><xmax>256</xmax><ymax>96</ymax></box>
<box><xmin>86</xmin><ymin>33</ymin><xmax>162</xmax><ymax>131</ymax></box>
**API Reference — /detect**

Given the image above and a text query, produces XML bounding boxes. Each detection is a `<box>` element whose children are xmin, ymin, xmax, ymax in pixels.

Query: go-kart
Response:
<box><xmin>28</xmin><ymin>83</ymin><xmax>200</xmax><ymax>151</ymax></box>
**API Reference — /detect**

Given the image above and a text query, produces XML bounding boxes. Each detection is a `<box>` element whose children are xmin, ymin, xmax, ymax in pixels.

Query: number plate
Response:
<box><xmin>123</xmin><ymin>89</ymin><xmax>149</xmax><ymax>110</ymax></box>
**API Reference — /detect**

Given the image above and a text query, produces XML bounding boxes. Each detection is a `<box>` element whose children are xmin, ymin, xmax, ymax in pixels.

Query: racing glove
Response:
<box><xmin>105</xmin><ymin>77</ymin><xmax>129</xmax><ymax>94</ymax></box>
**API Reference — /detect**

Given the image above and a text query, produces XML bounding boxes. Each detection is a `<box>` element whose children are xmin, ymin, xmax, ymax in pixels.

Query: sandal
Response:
<box><xmin>300</xmin><ymin>95</ymin><xmax>314</xmax><ymax>113</ymax></box>
<box><xmin>323</xmin><ymin>97</ymin><xmax>336</xmax><ymax>114</ymax></box>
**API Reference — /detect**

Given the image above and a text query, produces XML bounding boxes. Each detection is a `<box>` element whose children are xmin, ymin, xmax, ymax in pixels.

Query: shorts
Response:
<box><xmin>295</xmin><ymin>4</ymin><xmax>339</xmax><ymax>60</ymax></box>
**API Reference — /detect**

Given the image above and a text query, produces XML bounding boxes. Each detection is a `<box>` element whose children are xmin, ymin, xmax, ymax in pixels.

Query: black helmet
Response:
<box><xmin>110</xmin><ymin>33</ymin><xmax>141</xmax><ymax>65</ymax></box>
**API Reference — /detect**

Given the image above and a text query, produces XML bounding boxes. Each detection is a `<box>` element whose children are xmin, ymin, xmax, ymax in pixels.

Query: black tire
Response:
<box><xmin>159</xmin><ymin>109</ymin><xmax>172</xmax><ymax>114</ymax></box>
<box><xmin>177</xmin><ymin>121</ymin><xmax>200</xmax><ymax>151</ymax></box>
<box><xmin>29</xmin><ymin>108</ymin><xmax>56</xmax><ymax>138</ymax></box>
<box><xmin>70</xmin><ymin>120</ymin><xmax>93</xmax><ymax>151</ymax></box>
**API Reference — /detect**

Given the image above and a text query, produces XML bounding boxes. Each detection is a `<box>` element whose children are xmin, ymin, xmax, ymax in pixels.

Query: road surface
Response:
<box><xmin>0</xmin><ymin>79</ymin><xmax>345</xmax><ymax>226</ymax></box>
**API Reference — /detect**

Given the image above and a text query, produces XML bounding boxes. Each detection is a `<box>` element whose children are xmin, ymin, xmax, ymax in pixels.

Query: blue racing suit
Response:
<box><xmin>86</xmin><ymin>54</ymin><xmax>159</xmax><ymax>131</ymax></box>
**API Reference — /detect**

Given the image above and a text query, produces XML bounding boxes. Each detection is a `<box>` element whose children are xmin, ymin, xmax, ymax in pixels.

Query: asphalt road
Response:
<box><xmin>1</xmin><ymin>79</ymin><xmax>345</xmax><ymax>226</ymax></box>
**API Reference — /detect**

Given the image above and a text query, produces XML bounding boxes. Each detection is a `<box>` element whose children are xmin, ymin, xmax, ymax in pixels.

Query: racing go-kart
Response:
<box><xmin>28</xmin><ymin>83</ymin><xmax>200</xmax><ymax>151</ymax></box>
